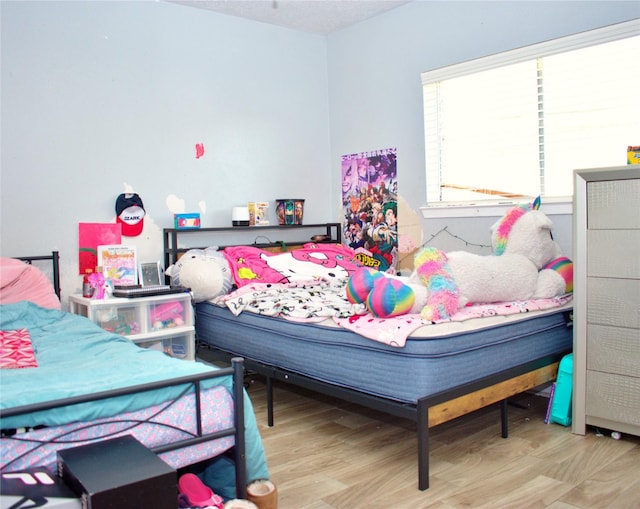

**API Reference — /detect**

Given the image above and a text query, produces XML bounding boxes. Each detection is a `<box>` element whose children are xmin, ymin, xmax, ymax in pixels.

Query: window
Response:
<box><xmin>422</xmin><ymin>20</ymin><xmax>640</xmax><ymax>208</ymax></box>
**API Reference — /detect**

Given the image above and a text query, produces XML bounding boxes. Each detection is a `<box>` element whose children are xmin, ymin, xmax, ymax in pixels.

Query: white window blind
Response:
<box><xmin>422</xmin><ymin>20</ymin><xmax>640</xmax><ymax>206</ymax></box>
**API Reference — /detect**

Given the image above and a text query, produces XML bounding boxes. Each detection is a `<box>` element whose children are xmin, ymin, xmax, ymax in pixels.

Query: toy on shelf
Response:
<box><xmin>95</xmin><ymin>307</ymin><xmax>140</xmax><ymax>335</ymax></box>
<box><xmin>102</xmin><ymin>317</ymin><xmax>141</xmax><ymax>336</ymax></box>
<box><xmin>88</xmin><ymin>272</ymin><xmax>114</xmax><ymax>300</ymax></box>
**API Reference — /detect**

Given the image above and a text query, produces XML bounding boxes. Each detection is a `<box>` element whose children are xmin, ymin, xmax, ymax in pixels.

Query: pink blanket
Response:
<box><xmin>334</xmin><ymin>294</ymin><xmax>573</xmax><ymax>347</ymax></box>
<box><xmin>0</xmin><ymin>258</ymin><xmax>60</xmax><ymax>310</ymax></box>
<box><xmin>223</xmin><ymin>243</ymin><xmax>362</xmax><ymax>288</ymax></box>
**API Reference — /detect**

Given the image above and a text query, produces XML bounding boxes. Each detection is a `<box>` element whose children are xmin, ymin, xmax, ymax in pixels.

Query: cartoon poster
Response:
<box><xmin>341</xmin><ymin>147</ymin><xmax>398</xmax><ymax>273</ymax></box>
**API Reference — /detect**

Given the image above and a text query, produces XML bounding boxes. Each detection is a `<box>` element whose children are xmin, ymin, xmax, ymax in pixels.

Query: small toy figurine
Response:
<box><xmin>88</xmin><ymin>272</ymin><xmax>114</xmax><ymax>300</ymax></box>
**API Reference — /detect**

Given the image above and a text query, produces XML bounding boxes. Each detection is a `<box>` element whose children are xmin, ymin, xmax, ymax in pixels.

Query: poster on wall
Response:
<box><xmin>341</xmin><ymin>147</ymin><xmax>398</xmax><ymax>273</ymax></box>
<box><xmin>78</xmin><ymin>223</ymin><xmax>122</xmax><ymax>275</ymax></box>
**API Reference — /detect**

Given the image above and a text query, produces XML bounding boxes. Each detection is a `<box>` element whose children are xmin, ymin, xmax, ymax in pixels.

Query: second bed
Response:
<box><xmin>195</xmin><ymin>293</ymin><xmax>572</xmax><ymax>490</ymax></box>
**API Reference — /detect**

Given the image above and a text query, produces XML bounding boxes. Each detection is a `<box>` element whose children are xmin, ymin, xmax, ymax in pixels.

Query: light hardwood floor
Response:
<box><xmin>244</xmin><ymin>377</ymin><xmax>640</xmax><ymax>509</ymax></box>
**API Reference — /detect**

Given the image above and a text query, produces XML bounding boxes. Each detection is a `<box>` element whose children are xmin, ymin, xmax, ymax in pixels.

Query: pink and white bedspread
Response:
<box><xmin>214</xmin><ymin>281</ymin><xmax>573</xmax><ymax>347</ymax></box>
<box><xmin>335</xmin><ymin>294</ymin><xmax>573</xmax><ymax>347</ymax></box>
<box><xmin>1</xmin><ymin>385</ymin><xmax>233</xmax><ymax>472</ymax></box>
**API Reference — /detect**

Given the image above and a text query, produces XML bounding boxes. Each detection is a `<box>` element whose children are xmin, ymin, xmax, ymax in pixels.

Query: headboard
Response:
<box><xmin>15</xmin><ymin>251</ymin><xmax>61</xmax><ymax>299</ymax></box>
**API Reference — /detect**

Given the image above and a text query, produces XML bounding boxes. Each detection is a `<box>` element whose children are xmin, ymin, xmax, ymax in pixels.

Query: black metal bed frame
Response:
<box><xmin>200</xmin><ymin>344</ymin><xmax>567</xmax><ymax>491</ymax></box>
<box><xmin>2</xmin><ymin>253</ymin><xmax>248</xmax><ymax>499</ymax></box>
<box><xmin>163</xmin><ymin>238</ymin><xmax>567</xmax><ymax>490</ymax></box>
<box><xmin>1</xmin><ymin>360</ymin><xmax>248</xmax><ymax>498</ymax></box>
<box><xmin>16</xmin><ymin>251</ymin><xmax>61</xmax><ymax>299</ymax></box>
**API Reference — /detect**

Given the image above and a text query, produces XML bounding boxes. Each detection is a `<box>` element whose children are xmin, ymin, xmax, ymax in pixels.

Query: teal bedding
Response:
<box><xmin>1</xmin><ymin>301</ymin><xmax>223</xmax><ymax>428</ymax></box>
<box><xmin>0</xmin><ymin>301</ymin><xmax>269</xmax><ymax>486</ymax></box>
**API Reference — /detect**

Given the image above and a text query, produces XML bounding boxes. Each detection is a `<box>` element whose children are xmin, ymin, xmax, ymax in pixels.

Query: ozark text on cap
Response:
<box><xmin>115</xmin><ymin>193</ymin><xmax>145</xmax><ymax>236</ymax></box>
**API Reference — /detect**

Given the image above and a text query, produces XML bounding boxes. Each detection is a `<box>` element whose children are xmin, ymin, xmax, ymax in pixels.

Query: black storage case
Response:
<box><xmin>57</xmin><ymin>435</ymin><xmax>176</xmax><ymax>509</ymax></box>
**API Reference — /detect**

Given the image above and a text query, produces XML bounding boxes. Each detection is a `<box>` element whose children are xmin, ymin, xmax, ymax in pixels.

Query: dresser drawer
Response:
<box><xmin>587</xmin><ymin>229</ymin><xmax>640</xmax><ymax>279</ymax></box>
<box><xmin>587</xmin><ymin>178</ymin><xmax>640</xmax><ymax>229</ymax></box>
<box><xmin>587</xmin><ymin>324</ymin><xmax>640</xmax><ymax>377</ymax></box>
<box><xmin>587</xmin><ymin>277</ymin><xmax>640</xmax><ymax>329</ymax></box>
<box><xmin>586</xmin><ymin>370</ymin><xmax>640</xmax><ymax>427</ymax></box>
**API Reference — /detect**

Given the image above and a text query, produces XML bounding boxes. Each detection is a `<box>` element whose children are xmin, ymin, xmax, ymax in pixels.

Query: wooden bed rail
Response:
<box><xmin>425</xmin><ymin>361</ymin><xmax>559</xmax><ymax>428</ymax></box>
<box><xmin>415</xmin><ymin>360</ymin><xmax>560</xmax><ymax>490</ymax></box>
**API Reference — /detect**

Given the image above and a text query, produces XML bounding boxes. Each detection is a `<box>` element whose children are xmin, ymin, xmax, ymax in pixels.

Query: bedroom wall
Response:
<box><xmin>0</xmin><ymin>0</ymin><xmax>330</xmax><ymax>300</ymax></box>
<box><xmin>1</xmin><ymin>1</ymin><xmax>638</xmax><ymax>303</ymax></box>
<box><xmin>326</xmin><ymin>1</ymin><xmax>639</xmax><ymax>269</ymax></box>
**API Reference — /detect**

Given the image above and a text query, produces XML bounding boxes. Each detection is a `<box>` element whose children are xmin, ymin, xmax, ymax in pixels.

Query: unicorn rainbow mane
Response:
<box><xmin>493</xmin><ymin>197</ymin><xmax>541</xmax><ymax>256</ymax></box>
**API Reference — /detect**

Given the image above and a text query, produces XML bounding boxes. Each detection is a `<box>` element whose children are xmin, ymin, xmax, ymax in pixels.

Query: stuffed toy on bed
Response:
<box><xmin>166</xmin><ymin>243</ymin><xmax>364</xmax><ymax>303</ymax></box>
<box><xmin>165</xmin><ymin>247</ymin><xmax>233</xmax><ymax>303</ymax></box>
<box><xmin>347</xmin><ymin>198</ymin><xmax>573</xmax><ymax>321</ymax></box>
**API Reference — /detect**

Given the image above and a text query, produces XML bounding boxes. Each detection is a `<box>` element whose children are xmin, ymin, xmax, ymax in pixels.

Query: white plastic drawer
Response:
<box><xmin>148</xmin><ymin>298</ymin><xmax>189</xmax><ymax>331</ymax></box>
<box><xmin>135</xmin><ymin>331</ymin><xmax>195</xmax><ymax>361</ymax></box>
<box><xmin>93</xmin><ymin>304</ymin><xmax>142</xmax><ymax>336</ymax></box>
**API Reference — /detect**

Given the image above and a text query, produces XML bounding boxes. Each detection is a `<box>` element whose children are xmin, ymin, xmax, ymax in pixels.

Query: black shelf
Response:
<box><xmin>163</xmin><ymin>223</ymin><xmax>342</xmax><ymax>271</ymax></box>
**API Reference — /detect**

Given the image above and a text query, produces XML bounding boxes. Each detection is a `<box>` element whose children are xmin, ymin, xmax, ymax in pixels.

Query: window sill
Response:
<box><xmin>419</xmin><ymin>199</ymin><xmax>573</xmax><ymax>219</ymax></box>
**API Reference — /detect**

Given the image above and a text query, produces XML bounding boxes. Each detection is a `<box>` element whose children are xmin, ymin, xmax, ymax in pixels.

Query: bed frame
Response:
<box><xmin>1</xmin><ymin>253</ymin><xmax>248</xmax><ymax>499</ymax></box>
<box><xmin>1</xmin><ymin>359</ymin><xmax>249</xmax><ymax>498</ymax></box>
<box><xmin>16</xmin><ymin>251</ymin><xmax>61</xmax><ymax>299</ymax></box>
<box><xmin>199</xmin><ymin>331</ymin><xmax>565</xmax><ymax>491</ymax></box>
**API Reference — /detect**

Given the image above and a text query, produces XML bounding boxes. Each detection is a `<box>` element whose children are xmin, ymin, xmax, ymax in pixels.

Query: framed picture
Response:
<box><xmin>139</xmin><ymin>261</ymin><xmax>162</xmax><ymax>287</ymax></box>
<box><xmin>97</xmin><ymin>245</ymin><xmax>137</xmax><ymax>286</ymax></box>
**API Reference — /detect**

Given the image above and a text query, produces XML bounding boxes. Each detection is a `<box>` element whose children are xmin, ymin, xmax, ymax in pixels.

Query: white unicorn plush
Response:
<box><xmin>347</xmin><ymin>199</ymin><xmax>573</xmax><ymax>321</ymax></box>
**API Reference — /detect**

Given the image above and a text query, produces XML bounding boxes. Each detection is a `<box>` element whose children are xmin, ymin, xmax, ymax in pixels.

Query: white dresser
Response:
<box><xmin>572</xmin><ymin>166</ymin><xmax>640</xmax><ymax>437</ymax></box>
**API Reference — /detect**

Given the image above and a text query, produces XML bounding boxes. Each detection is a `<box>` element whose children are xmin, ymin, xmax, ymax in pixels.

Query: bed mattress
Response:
<box><xmin>195</xmin><ymin>302</ymin><xmax>573</xmax><ymax>404</ymax></box>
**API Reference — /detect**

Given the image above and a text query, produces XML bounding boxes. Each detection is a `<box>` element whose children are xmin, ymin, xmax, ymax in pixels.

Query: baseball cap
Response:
<box><xmin>115</xmin><ymin>193</ymin><xmax>145</xmax><ymax>236</ymax></box>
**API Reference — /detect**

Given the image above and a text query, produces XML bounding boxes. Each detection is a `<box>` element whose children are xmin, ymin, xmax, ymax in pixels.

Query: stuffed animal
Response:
<box><xmin>347</xmin><ymin>199</ymin><xmax>573</xmax><ymax>321</ymax></box>
<box><xmin>165</xmin><ymin>247</ymin><xmax>233</xmax><ymax>303</ymax></box>
<box><xmin>88</xmin><ymin>272</ymin><xmax>114</xmax><ymax>300</ymax></box>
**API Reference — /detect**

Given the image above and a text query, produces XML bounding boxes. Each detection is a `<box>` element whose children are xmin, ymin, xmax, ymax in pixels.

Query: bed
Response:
<box><xmin>180</xmin><ymin>242</ymin><xmax>573</xmax><ymax>491</ymax></box>
<box><xmin>0</xmin><ymin>252</ymin><xmax>269</xmax><ymax>501</ymax></box>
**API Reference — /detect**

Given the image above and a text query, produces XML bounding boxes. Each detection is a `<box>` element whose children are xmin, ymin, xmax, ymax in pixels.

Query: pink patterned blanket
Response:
<box><xmin>1</xmin><ymin>386</ymin><xmax>233</xmax><ymax>472</ymax></box>
<box><xmin>334</xmin><ymin>294</ymin><xmax>573</xmax><ymax>347</ymax></box>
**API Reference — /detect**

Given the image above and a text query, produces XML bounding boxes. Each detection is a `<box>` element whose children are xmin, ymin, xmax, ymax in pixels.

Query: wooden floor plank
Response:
<box><xmin>246</xmin><ymin>377</ymin><xmax>640</xmax><ymax>509</ymax></box>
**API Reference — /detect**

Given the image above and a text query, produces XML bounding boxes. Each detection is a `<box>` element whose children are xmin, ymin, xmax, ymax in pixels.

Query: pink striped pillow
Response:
<box><xmin>0</xmin><ymin>329</ymin><xmax>38</xmax><ymax>369</ymax></box>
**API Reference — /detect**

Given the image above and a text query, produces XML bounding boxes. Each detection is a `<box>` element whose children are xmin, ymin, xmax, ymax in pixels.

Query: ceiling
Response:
<box><xmin>167</xmin><ymin>0</ymin><xmax>412</xmax><ymax>35</ymax></box>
